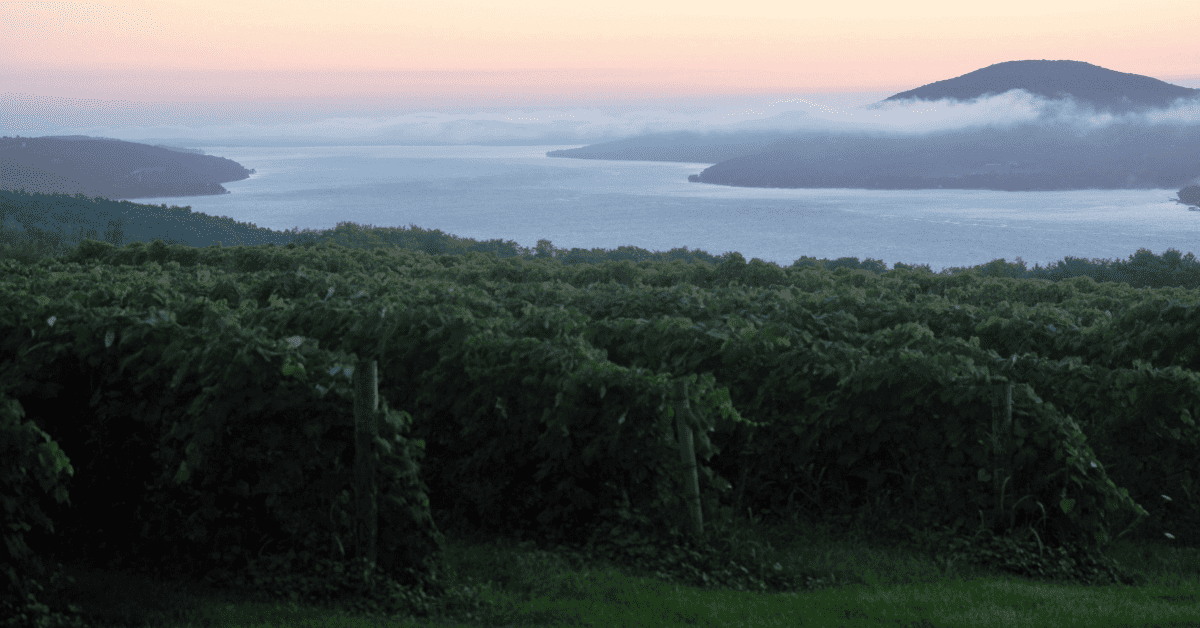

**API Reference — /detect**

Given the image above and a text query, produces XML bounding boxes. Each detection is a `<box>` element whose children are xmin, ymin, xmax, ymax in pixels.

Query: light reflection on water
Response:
<box><xmin>118</xmin><ymin>144</ymin><xmax>1200</xmax><ymax>275</ymax></box>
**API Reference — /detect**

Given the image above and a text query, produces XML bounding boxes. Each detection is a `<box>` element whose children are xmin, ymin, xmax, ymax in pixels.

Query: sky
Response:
<box><xmin>3</xmin><ymin>0</ymin><xmax>1200</xmax><ymax>146</ymax></box>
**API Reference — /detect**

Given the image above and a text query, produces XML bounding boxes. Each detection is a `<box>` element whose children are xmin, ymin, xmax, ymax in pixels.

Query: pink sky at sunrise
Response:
<box><xmin>4</xmin><ymin>0</ymin><xmax>1200</xmax><ymax>146</ymax></box>
<box><xmin>5</xmin><ymin>0</ymin><xmax>1200</xmax><ymax>104</ymax></box>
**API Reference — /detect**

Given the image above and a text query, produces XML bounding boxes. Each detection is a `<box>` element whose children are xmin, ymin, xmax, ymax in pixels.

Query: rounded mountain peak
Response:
<box><xmin>875</xmin><ymin>60</ymin><xmax>1200</xmax><ymax>114</ymax></box>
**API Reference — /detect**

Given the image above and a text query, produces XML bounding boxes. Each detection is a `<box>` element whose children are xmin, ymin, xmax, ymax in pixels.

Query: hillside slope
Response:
<box><xmin>0</xmin><ymin>135</ymin><xmax>256</xmax><ymax>200</ymax></box>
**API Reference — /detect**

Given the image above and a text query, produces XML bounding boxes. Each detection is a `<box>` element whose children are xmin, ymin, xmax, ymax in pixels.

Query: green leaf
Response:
<box><xmin>280</xmin><ymin>354</ymin><xmax>306</xmax><ymax>378</ymax></box>
<box><xmin>173</xmin><ymin>460</ymin><xmax>190</xmax><ymax>484</ymax></box>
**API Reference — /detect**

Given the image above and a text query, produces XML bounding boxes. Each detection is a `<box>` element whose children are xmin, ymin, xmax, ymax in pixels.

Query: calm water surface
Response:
<box><xmin>121</xmin><ymin>144</ymin><xmax>1199</xmax><ymax>274</ymax></box>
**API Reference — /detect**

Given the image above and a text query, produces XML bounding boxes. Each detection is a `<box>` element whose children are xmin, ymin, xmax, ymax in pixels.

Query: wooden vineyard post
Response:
<box><xmin>673</xmin><ymin>380</ymin><xmax>704</xmax><ymax>541</ymax></box>
<box><xmin>353</xmin><ymin>358</ymin><xmax>380</xmax><ymax>587</ymax></box>
<box><xmin>990</xmin><ymin>380</ymin><xmax>1014</xmax><ymax>532</ymax></box>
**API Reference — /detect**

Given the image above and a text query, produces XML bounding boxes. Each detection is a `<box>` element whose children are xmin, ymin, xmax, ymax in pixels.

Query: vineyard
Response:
<box><xmin>2</xmin><ymin>233</ymin><xmax>1200</xmax><ymax>627</ymax></box>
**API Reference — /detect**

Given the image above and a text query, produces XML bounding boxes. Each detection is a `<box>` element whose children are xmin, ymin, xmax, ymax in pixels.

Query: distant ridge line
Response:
<box><xmin>873</xmin><ymin>59</ymin><xmax>1200</xmax><ymax>114</ymax></box>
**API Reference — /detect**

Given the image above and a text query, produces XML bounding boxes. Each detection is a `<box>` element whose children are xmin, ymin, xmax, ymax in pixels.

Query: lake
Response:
<box><xmin>117</xmin><ymin>144</ymin><xmax>1199</xmax><ymax>275</ymax></box>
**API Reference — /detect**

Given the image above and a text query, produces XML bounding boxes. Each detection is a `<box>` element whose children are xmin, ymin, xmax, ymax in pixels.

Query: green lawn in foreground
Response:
<box><xmin>32</xmin><ymin>501</ymin><xmax>1200</xmax><ymax>628</ymax></box>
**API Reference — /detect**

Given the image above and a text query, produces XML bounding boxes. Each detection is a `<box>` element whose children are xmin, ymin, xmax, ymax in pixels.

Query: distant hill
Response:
<box><xmin>546</xmin><ymin>130</ymin><xmax>812</xmax><ymax>165</ymax></box>
<box><xmin>151</xmin><ymin>143</ymin><xmax>208</xmax><ymax>155</ymax></box>
<box><xmin>0</xmin><ymin>135</ymin><xmax>254</xmax><ymax>200</ymax></box>
<box><xmin>875</xmin><ymin>59</ymin><xmax>1200</xmax><ymax>114</ymax></box>
<box><xmin>545</xmin><ymin>111</ymin><xmax>901</xmax><ymax>163</ymax></box>
<box><xmin>550</xmin><ymin>59</ymin><xmax>1200</xmax><ymax>191</ymax></box>
<box><xmin>690</xmin><ymin>120</ymin><xmax>1200</xmax><ymax>191</ymax></box>
<box><xmin>686</xmin><ymin>60</ymin><xmax>1200</xmax><ymax>191</ymax></box>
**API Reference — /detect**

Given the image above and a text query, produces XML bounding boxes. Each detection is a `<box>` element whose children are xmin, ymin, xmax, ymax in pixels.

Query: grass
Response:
<box><xmin>23</xmin><ymin>498</ymin><xmax>1200</xmax><ymax>628</ymax></box>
